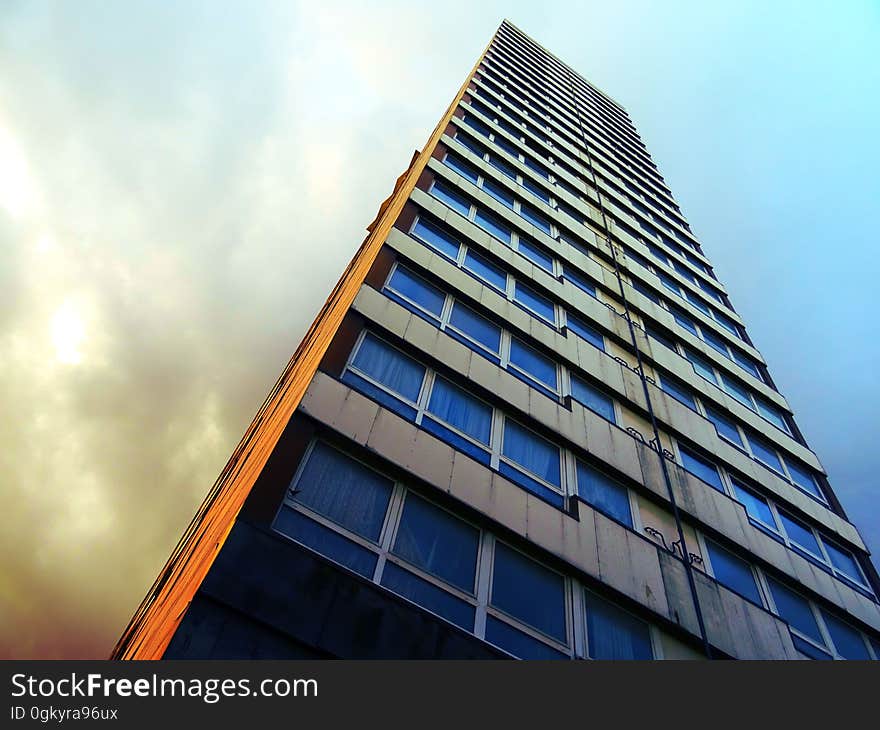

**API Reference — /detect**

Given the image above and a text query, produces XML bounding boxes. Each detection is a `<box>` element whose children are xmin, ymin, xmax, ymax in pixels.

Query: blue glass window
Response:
<box><xmin>412</xmin><ymin>218</ymin><xmax>460</xmax><ymax>260</ymax></box>
<box><xmin>821</xmin><ymin>611</ymin><xmax>870</xmax><ymax>659</ymax></box>
<box><xmin>821</xmin><ymin>538</ymin><xmax>864</xmax><ymax>584</ymax></box>
<box><xmin>686</xmin><ymin>350</ymin><xmax>718</xmax><ymax>384</ymax></box>
<box><xmin>659</xmin><ymin>274</ymin><xmax>681</xmax><ymax>296</ymax></box>
<box><xmin>714</xmin><ymin>311</ymin><xmax>740</xmax><ymax>336</ymax></box>
<box><xmin>484</xmin><ymin>616</ymin><xmax>568</xmax><ymax>659</ymax></box>
<box><xmin>274</xmin><ymin>507</ymin><xmax>378</xmax><ymax>578</ymax></box>
<box><xmin>483</xmin><ymin>179</ymin><xmax>515</xmax><ymax>209</ymax></box>
<box><xmin>779</xmin><ymin>511</ymin><xmax>822</xmax><ymax>557</ymax></box>
<box><xmin>462</xmin><ymin>114</ymin><xmax>491</xmax><ymax>137</ymax></box>
<box><xmin>749</xmin><ymin>435</ymin><xmax>784</xmax><ymax>473</ymax></box>
<box><xmin>491</xmin><ymin>542</ymin><xmax>566</xmax><ymax>642</ymax></box>
<box><xmin>520</xmin><ymin>203</ymin><xmax>551</xmax><ymax>234</ymax></box>
<box><xmin>287</xmin><ymin>442</ymin><xmax>394</xmax><ymax>542</ymax></box>
<box><xmin>563</xmin><ymin>267</ymin><xmax>596</xmax><ymax>297</ymax></box>
<box><xmin>427</xmin><ymin>377</ymin><xmax>492</xmax><ymax>445</ymax></box>
<box><xmin>633</xmin><ymin>280</ymin><xmax>661</xmax><ymax>305</ymax></box>
<box><xmin>392</xmin><ymin>493</ymin><xmax>479</xmax><ymax>592</ymax></box>
<box><xmin>509</xmin><ymin>338</ymin><xmax>557</xmax><ymax>391</ymax></box>
<box><xmin>351</xmin><ymin>334</ymin><xmax>426</xmax><ymax>402</ymax></box>
<box><xmin>661</xmin><ymin>376</ymin><xmax>696</xmax><ymax>410</ymax></box>
<box><xmin>672</xmin><ymin>309</ymin><xmax>698</xmax><ymax>336</ymax></box>
<box><xmin>756</xmin><ymin>399</ymin><xmax>790</xmax><ymax>433</ymax></box>
<box><xmin>566</xmin><ymin>313</ymin><xmax>604</xmax><ymax>350</ymax></box>
<box><xmin>494</xmin><ymin>135</ymin><xmax>520</xmax><ymax>158</ymax></box>
<box><xmin>502</xmin><ymin>419</ymin><xmax>561</xmax><ymax>486</ymax></box>
<box><xmin>645</xmin><ymin>324</ymin><xmax>676</xmax><ymax>351</ymax></box>
<box><xmin>706</xmin><ymin>540</ymin><xmax>762</xmax><ymax>605</ymax></box>
<box><xmin>584</xmin><ymin>592</ymin><xmax>653</xmax><ymax>660</ymax></box>
<box><xmin>475</xmin><ymin>208</ymin><xmax>513</xmax><ymax>243</ymax></box>
<box><xmin>705</xmin><ymin>406</ymin><xmax>743</xmax><ymax>447</ymax></box>
<box><xmin>523</xmin><ymin>177</ymin><xmax>551</xmax><ymax>203</ymax></box>
<box><xmin>679</xmin><ymin>445</ymin><xmax>724</xmax><ymax>492</ymax></box>
<box><xmin>720</xmin><ymin>373</ymin><xmax>754</xmax><ymax>409</ymax></box>
<box><xmin>732</xmin><ymin>349</ymin><xmax>761</xmax><ymax>379</ymax></box>
<box><xmin>524</xmin><ymin>155</ymin><xmax>549</xmax><ymax>178</ymax></box>
<box><xmin>732</xmin><ymin>481</ymin><xmax>776</xmax><ymax>528</ymax></box>
<box><xmin>766</xmin><ymin>577</ymin><xmax>824</xmax><ymax>644</ymax></box>
<box><xmin>444</xmin><ymin>154</ymin><xmax>479</xmax><ymax>184</ymax></box>
<box><xmin>463</xmin><ymin>250</ymin><xmax>506</xmax><ymax>291</ymax></box>
<box><xmin>386</xmin><ymin>267</ymin><xmax>445</xmax><ymax>318</ymax></box>
<box><xmin>454</xmin><ymin>132</ymin><xmax>486</xmax><ymax>157</ymax></box>
<box><xmin>575</xmin><ymin>461</ymin><xmax>631</xmax><ymax>527</ymax></box>
<box><xmin>449</xmin><ymin>302</ymin><xmax>501</xmax><ymax>355</ymax></box>
<box><xmin>380</xmin><ymin>563</ymin><xmax>475</xmax><ymax>630</ymax></box>
<box><xmin>702</xmin><ymin>328</ymin><xmax>730</xmax><ymax>357</ymax></box>
<box><xmin>685</xmin><ymin>291</ymin><xmax>712</xmax><ymax>316</ymax></box>
<box><xmin>785</xmin><ymin>460</ymin><xmax>822</xmax><ymax>499</ymax></box>
<box><xmin>570</xmin><ymin>375</ymin><xmax>615</xmax><ymax>423</ymax></box>
<box><xmin>517</xmin><ymin>238</ymin><xmax>554</xmax><ymax>272</ymax></box>
<box><xmin>514</xmin><ymin>281</ymin><xmax>555</xmax><ymax>323</ymax></box>
<box><xmin>430</xmin><ymin>181</ymin><xmax>471</xmax><ymax>216</ymax></box>
<box><xmin>488</xmin><ymin>154</ymin><xmax>517</xmax><ymax>180</ymax></box>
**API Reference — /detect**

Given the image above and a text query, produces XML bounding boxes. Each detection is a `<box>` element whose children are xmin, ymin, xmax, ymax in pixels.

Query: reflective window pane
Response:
<box><xmin>706</xmin><ymin>540</ymin><xmax>762</xmax><ymax>605</ymax></box>
<box><xmin>679</xmin><ymin>445</ymin><xmax>724</xmax><ymax>492</ymax></box>
<box><xmin>767</xmin><ymin>577</ymin><xmax>824</xmax><ymax>644</ymax></box>
<box><xmin>430</xmin><ymin>181</ymin><xmax>471</xmax><ymax>216</ymax></box>
<box><xmin>575</xmin><ymin>461</ymin><xmax>631</xmax><ymax>527</ymax></box>
<box><xmin>570</xmin><ymin>376</ymin><xmax>615</xmax><ymax>423</ymax></box>
<box><xmin>427</xmin><ymin>377</ymin><xmax>492</xmax><ymax>445</ymax></box>
<box><xmin>514</xmin><ymin>281</ymin><xmax>555</xmax><ymax>322</ymax></box>
<box><xmin>351</xmin><ymin>334</ymin><xmax>426</xmax><ymax>402</ymax></box>
<box><xmin>584</xmin><ymin>592</ymin><xmax>653</xmax><ymax>660</ymax></box>
<box><xmin>463</xmin><ymin>250</ymin><xmax>506</xmax><ymax>291</ymax></box>
<box><xmin>502</xmin><ymin>419</ymin><xmax>561</xmax><ymax>486</ymax></box>
<box><xmin>509</xmin><ymin>338</ymin><xmax>557</xmax><ymax>390</ymax></box>
<box><xmin>412</xmin><ymin>218</ymin><xmax>460</xmax><ymax>259</ymax></box>
<box><xmin>491</xmin><ymin>542</ymin><xmax>566</xmax><ymax>641</ymax></box>
<box><xmin>387</xmin><ymin>267</ymin><xmax>446</xmax><ymax>317</ymax></box>
<box><xmin>381</xmin><ymin>563</ymin><xmax>475</xmax><ymax>630</ymax></box>
<box><xmin>392</xmin><ymin>493</ymin><xmax>479</xmax><ymax>592</ymax></box>
<box><xmin>449</xmin><ymin>302</ymin><xmax>502</xmax><ymax>354</ymax></box>
<box><xmin>821</xmin><ymin>611</ymin><xmax>870</xmax><ymax>660</ymax></box>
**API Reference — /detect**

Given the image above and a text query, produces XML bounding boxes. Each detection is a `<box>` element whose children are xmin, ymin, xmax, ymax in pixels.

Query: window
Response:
<box><xmin>820</xmin><ymin>611</ymin><xmax>871</xmax><ymax>660</ymax></box>
<box><xmin>483</xmin><ymin>179</ymin><xmax>515</xmax><ymax>209</ymax></box>
<box><xmin>686</xmin><ymin>350</ymin><xmax>718</xmax><ymax>385</ymax></box>
<box><xmin>463</xmin><ymin>250</ymin><xmax>507</xmax><ymax>291</ymax></box>
<box><xmin>570</xmin><ymin>375</ymin><xmax>615</xmax><ymax>423</ymax></box>
<box><xmin>475</xmin><ymin>208</ymin><xmax>513</xmax><ymax>243</ymax></box>
<box><xmin>520</xmin><ymin>203</ymin><xmax>551</xmax><ymax>234</ymax></box>
<box><xmin>517</xmin><ymin>238</ymin><xmax>554</xmax><ymax>272</ymax></box>
<box><xmin>350</xmin><ymin>333</ymin><xmax>426</xmax><ymax>403</ymax></box>
<box><xmin>514</xmin><ymin>281</ymin><xmax>555</xmax><ymax>323</ymax></box>
<box><xmin>386</xmin><ymin>266</ymin><xmax>446</xmax><ymax>318</ymax></box>
<box><xmin>488</xmin><ymin>153</ymin><xmax>517</xmax><ymax>179</ymax></box>
<box><xmin>779</xmin><ymin>511</ymin><xmax>822</xmax><ymax>558</ymax></box>
<box><xmin>766</xmin><ymin>576</ymin><xmax>826</xmax><ymax>649</ymax></box>
<box><xmin>575</xmin><ymin>461</ymin><xmax>631</xmax><ymax>527</ymax></box>
<box><xmin>509</xmin><ymin>338</ymin><xmax>558</xmax><ymax>392</ymax></box>
<box><xmin>732</xmin><ymin>481</ymin><xmax>776</xmax><ymax>528</ymax></box>
<box><xmin>566</xmin><ymin>313</ymin><xmax>604</xmax><ymax>350</ymax></box>
<box><xmin>501</xmin><ymin>418</ymin><xmax>562</xmax><ymax>496</ymax></box>
<box><xmin>426</xmin><ymin>377</ymin><xmax>493</xmax><ymax>445</ymax></box>
<box><xmin>444</xmin><ymin>154</ymin><xmax>479</xmax><ymax>184</ymax></box>
<box><xmin>281</xmin><ymin>442</ymin><xmax>394</xmax><ymax>545</ymax></box>
<box><xmin>584</xmin><ymin>591</ymin><xmax>653</xmax><ymax>660</ymax></box>
<box><xmin>702</xmin><ymin>328</ymin><xmax>730</xmax><ymax>357</ymax></box>
<box><xmin>705</xmin><ymin>405</ymin><xmax>743</xmax><ymax>447</ymax></box>
<box><xmin>785</xmin><ymin>460</ymin><xmax>823</xmax><ymax>500</ymax></box>
<box><xmin>821</xmin><ymin>538</ymin><xmax>867</xmax><ymax>587</ymax></box>
<box><xmin>455</xmin><ymin>132</ymin><xmax>486</xmax><ymax>157</ymax></box>
<box><xmin>523</xmin><ymin>177</ymin><xmax>550</xmax><ymax>203</ymax></box>
<box><xmin>720</xmin><ymin>372</ymin><xmax>754</xmax><ymax>409</ymax></box>
<box><xmin>679</xmin><ymin>444</ymin><xmax>724</xmax><ymax>492</ymax></box>
<box><xmin>412</xmin><ymin>217</ymin><xmax>460</xmax><ymax>260</ymax></box>
<box><xmin>757</xmin><ymin>399</ymin><xmax>790</xmax><ymax>434</ymax></box>
<box><xmin>430</xmin><ymin>181</ymin><xmax>471</xmax><ymax>216</ymax></box>
<box><xmin>749</xmin><ymin>434</ymin><xmax>784</xmax><ymax>474</ymax></box>
<box><xmin>672</xmin><ymin>308</ymin><xmax>698</xmax><ymax>336</ymax></box>
<box><xmin>563</xmin><ymin>266</ymin><xmax>596</xmax><ymax>297</ymax></box>
<box><xmin>491</xmin><ymin>542</ymin><xmax>567</xmax><ymax>643</ymax></box>
<box><xmin>449</xmin><ymin>302</ymin><xmax>502</xmax><ymax>356</ymax></box>
<box><xmin>705</xmin><ymin>540</ymin><xmax>762</xmax><ymax>605</ymax></box>
<box><xmin>660</xmin><ymin>375</ymin><xmax>696</xmax><ymax>410</ymax></box>
<box><xmin>392</xmin><ymin>493</ymin><xmax>480</xmax><ymax>593</ymax></box>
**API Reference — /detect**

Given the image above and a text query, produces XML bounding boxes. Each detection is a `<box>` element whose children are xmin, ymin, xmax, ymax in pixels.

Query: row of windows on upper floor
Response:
<box><xmin>447</xmin><ymin>119</ymin><xmax>731</xmax><ymax>332</ymax></box>
<box><xmin>366</xmin><ymin>264</ymin><xmax>868</xmax><ymax>601</ymax></box>
<box><xmin>701</xmin><ymin>534</ymin><xmax>879</xmax><ymax>659</ymax></box>
<box><xmin>496</xmin><ymin>26</ymin><xmax>636</xmax><ymax>130</ymax></box>
<box><xmin>487</xmin><ymin>41</ymin><xmax>670</xmax><ymax>201</ymax></box>
<box><xmin>472</xmin><ymin>68</ymin><xmax>697</xmax><ymax>247</ymax></box>
<box><xmin>412</xmin><ymin>194</ymin><xmax>784</xmax><ymax>440</ymax></box>
<box><xmin>332</xmin><ymin>331</ymin><xmax>878</xmax><ymax>654</ymax></box>
<box><xmin>475</xmin><ymin>61</ymin><xmax>686</xmax><ymax>238</ymax></box>
<box><xmin>452</xmin><ymin>117</ymin><xmax>719</xmax><ymax>326</ymax></box>
<box><xmin>490</xmin><ymin>33</ymin><xmax>650</xmax><ymax>173</ymax></box>
<box><xmin>461</xmin><ymin>87</ymin><xmax>710</xmax><ymax>279</ymax></box>
<box><xmin>427</xmin><ymin>158</ymin><xmax>772</xmax><ymax>406</ymax></box>
<box><xmin>482</xmin><ymin>49</ymin><xmax>665</xmax><ymax>210</ymax></box>
<box><xmin>447</xmin><ymin>104</ymin><xmax>720</xmax><ymax>318</ymax></box>
<box><xmin>276</xmin><ymin>439</ymin><xmax>658</xmax><ymax>660</ymax></box>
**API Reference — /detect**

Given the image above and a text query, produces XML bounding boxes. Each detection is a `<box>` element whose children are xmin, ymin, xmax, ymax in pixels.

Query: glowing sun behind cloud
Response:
<box><xmin>51</xmin><ymin>300</ymin><xmax>86</xmax><ymax>365</ymax></box>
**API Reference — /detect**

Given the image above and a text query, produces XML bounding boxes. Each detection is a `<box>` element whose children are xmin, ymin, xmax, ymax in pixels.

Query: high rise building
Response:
<box><xmin>113</xmin><ymin>20</ymin><xmax>880</xmax><ymax>660</ymax></box>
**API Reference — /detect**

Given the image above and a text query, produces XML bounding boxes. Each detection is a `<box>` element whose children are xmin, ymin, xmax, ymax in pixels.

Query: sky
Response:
<box><xmin>0</xmin><ymin>0</ymin><xmax>877</xmax><ymax>659</ymax></box>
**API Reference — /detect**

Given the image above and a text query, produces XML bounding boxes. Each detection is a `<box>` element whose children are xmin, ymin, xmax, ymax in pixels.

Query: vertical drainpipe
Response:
<box><xmin>562</xmin><ymin>70</ymin><xmax>713</xmax><ymax>659</ymax></box>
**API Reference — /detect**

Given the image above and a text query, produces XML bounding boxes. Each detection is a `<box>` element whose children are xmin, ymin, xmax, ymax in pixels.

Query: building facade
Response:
<box><xmin>113</xmin><ymin>20</ymin><xmax>880</xmax><ymax>660</ymax></box>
